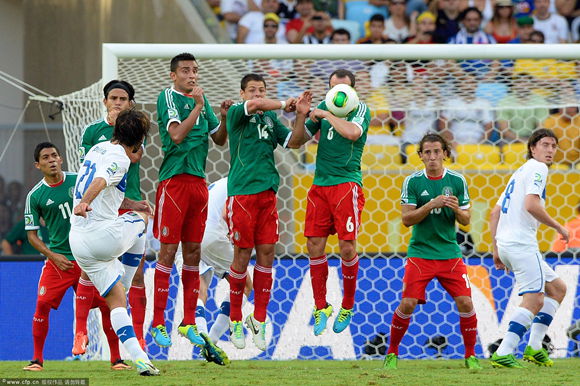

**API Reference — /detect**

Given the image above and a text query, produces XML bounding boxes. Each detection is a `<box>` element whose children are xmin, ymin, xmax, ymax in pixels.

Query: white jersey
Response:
<box><xmin>495</xmin><ymin>158</ymin><xmax>548</xmax><ymax>247</ymax></box>
<box><xmin>70</xmin><ymin>141</ymin><xmax>130</xmax><ymax>231</ymax></box>
<box><xmin>206</xmin><ymin>177</ymin><xmax>228</xmax><ymax>237</ymax></box>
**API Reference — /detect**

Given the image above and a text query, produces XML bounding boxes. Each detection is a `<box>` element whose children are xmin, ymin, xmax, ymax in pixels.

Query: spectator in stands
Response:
<box><xmin>484</xmin><ymin>0</ymin><xmax>518</xmax><ymax>43</ymax></box>
<box><xmin>302</xmin><ymin>11</ymin><xmax>333</xmax><ymax>43</ymax></box>
<box><xmin>313</xmin><ymin>0</ymin><xmax>342</xmax><ymax>18</ymax></box>
<box><xmin>407</xmin><ymin>0</ymin><xmax>429</xmax><ymax>18</ymax></box>
<box><xmin>237</xmin><ymin>0</ymin><xmax>286</xmax><ymax>43</ymax></box>
<box><xmin>0</xmin><ymin>203</ymin><xmax>10</xmax><ymax>241</ymax></box>
<box><xmin>572</xmin><ymin>15</ymin><xmax>580</xmax><ymax>42</ymax></box>
<box><xmin>286</xmin><ymin>0</ymin><xmax>316</xmax><ymax>43</ymax></box>
<box><xmin>434</xmin><ymin>0</ymin><xmax>461</xmax><ymax>42</ymax></box>
<box><xmin>512</xmin><ymin>0</ymin><xmax>534</xmax><ymax>17</ymax></box>
<box><xmin>222</xmin><ymin>0</ymin><xmax>260</xmax><ymax>42</ymax></box>
<box><xmin>556</xmin><ymin>0</ymin><xmax>580</xmax><ymax>25</ymax></box>
<box><xmin>6</xmin><ymin>181</ymin><xmax>24</xmax><ymax>225</ymax></box>
<box><xmin>532</xmin><ymin>0</ymin><xmax>570</xmax><ymax>43</ymax></box>
<box><xmin>331</xmin><ymin>27</ymin><xmax>352</xmax><ymax>43</ymax></box>
<box><xmin>552</xmin><ymin>201</ymin><xmax>580</xmax><ymax>253</ymax></box>
<box><xmin>263</xmin><ymin>13</ymin><xmax>286</xmax><ymax>43</ymax></box>
<box><xmin>543</xmin><ymin>105</ymin><xmax>580</xmax><ymax>167</ymax></box>
<box><xmin>1</xmin><ymin>218</ymin><xmax>49</xmax><ymax>256</ymax></box>
<box><xmin>497</xmin><ymin>73</ymin><xmax>549</xmax><ymax>142</ymax></box>
<box><xmin>438</xmin><ymin>72</ymin><xmax>494</xmax><ymax>147</ymax></box>
<box><xmin>358</xmin><ymin>14</ymin><xmax>392</xmax><ymax>43</ymax></box>
<box><xmin>449</xmin><ymin>7</ymin><xmax>496</xmax><ymax>42</ymax></box>
<box><xmin>460</xmin><ymin>0</ymin><xmax>494</xmax><ymax>23</ymax></box>
<box><xmin>385</xmin><ymin>0</ymin><xmax>413</xmax><ymax>42</ymax></box>
<box><xmin>278</xmin><ymin>0</ymin><xmax>299</xmax><ymax>21</ymax></box>
<box><xmin>405</xmin><ymin>11</ymin><xmax>437</xmax><ymax>42</ymax></box>
<box><xmin>528</xmin><ymin>29</ymin><xmax>545</xmax><ymax>42</ymax></box>
<box><xmin>508</xmin><ymin>15</ymin><xmax>535</xmax><ymax>42</ymax></box>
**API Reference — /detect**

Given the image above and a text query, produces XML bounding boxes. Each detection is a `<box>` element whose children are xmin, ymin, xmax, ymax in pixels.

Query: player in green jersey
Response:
<box><xmin>76</xmin><ymin>80</ymin><xmax>149</xmax><ymax>353</ymax></box>
<box><xmin>301</xmin><ymin>69</ymin><xmax>371</xmax><ymax>337</ymax></box>
<box><xmin>226</xmin><ymin>73</ymin><xmax>312</xmax><ymax>351</ymax></box>
<box><xmin>152</xmin><ymin>52</ymin><xmax>232</xmax><ymax>351</ymax></box>
<box><xmin>383</xmin><ymin>133</ymin><xmax>482</xmax><ymax>370</ymax></box>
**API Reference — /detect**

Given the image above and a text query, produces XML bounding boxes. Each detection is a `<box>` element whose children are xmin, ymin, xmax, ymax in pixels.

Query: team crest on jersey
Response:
<box><xmin>234</xmin><ymin>231</ymin><xmax>240</xmax><ymax>241</ymax></box>
<box><xmin>264</xmin><ymin>116</ymin><xmax>274</xmax><ymax>128</ymax></box>
<box><xmin>442</xmin><ymin>186</ymin><xmax>453</xmax><ymax>196</ymax></box>
<box><xmin>106</xmin><ymin>162</ymin><xmax>119</xmax><ymax>176</ymax></box>
<box><xmin>25</xmin><ymin>214</ymin><xmax>33</xmax><ymax>226</ymax></box>
<box><xmin>162</xmin><ymin>226</ymin><xmax>169</xmax><ymax>237</ymax></box>
<box><xmin>39</xmin><ymin>286</ymin><xmax>46</xmax><ymax>296</ymax></box>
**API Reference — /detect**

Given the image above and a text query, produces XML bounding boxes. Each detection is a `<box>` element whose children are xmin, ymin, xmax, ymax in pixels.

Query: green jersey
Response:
<box><xmin>305</xmin><ymin>100</ymin><xmax>370</xmax><ymax>187</ymax></box>
<box><xmin>4</xmin><ymin>219</ymin><xmax>49</xmax><ymax>255</ymax></box>
<box><xmin>79</xmin><ymin>118</ymin><xmax>142</xmax><ymax>201</ymax></box>
<box><xmin>401</xmin><ymin>169</ymin><xmax>470</xmax><ymax>260</ymax></box>
<box><xmin>157</xmin><ymin>87</ymin><xmax>220</xmax><ymax>181</ymax></box>
<box><xmin>24</xmin><ymin>172</ymin><xmax>77</xmax><ymax>261</ymax></box>
<box><xmin>227</xmin><ymin>102</ymin><xmax>291</xmax><ymax>196</ymax></box>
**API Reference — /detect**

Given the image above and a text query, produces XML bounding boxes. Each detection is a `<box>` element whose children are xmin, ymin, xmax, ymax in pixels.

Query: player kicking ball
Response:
<box><xmin>383</xmin><ymin>133</ymin><xmax>482</xmax><ymax>370</ymax></box>
<box><xmin>69</xmin><ymin>110</ymin><xmax>159</xmax><ymax>376</ymax></box>
<box><xmin>489</xmin><ymin>129</ymin><xmax>568</xmax><ymax>368</ymax></box>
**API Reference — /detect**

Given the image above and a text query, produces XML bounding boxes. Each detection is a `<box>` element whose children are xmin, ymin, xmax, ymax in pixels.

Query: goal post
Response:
<box><xmin>57</xmin><ymin>44</ymin><xmax>579</xmax><ymax>361</ymax></box>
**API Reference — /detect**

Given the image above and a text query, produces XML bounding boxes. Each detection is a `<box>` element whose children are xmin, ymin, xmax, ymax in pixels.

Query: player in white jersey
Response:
<box><xmin>174</xmin><ymin>177</ymin><xmax>252</xmax><ymax>365</ymax></box>
<box><xmin>489</xmin><ymin>129</ymin><xmax>569</xmax><ymax>368</ymax></box>
<box><xmin>69</xmin><ymin>110</ymin><xmax>159</xmax><ymax>376</ymax></box>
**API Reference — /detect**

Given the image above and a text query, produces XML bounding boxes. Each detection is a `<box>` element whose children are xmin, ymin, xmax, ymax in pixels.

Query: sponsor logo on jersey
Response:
<box><xmin>106</xmin><ymin>162</ymin><xmax>119</xmax><ymax>176</ymax></box>
<box><xmin>168</xmin><ymin>108</ymin><xmax>178</xmax><ymax>119</ymax></box>
<box><xmin>68</xmin><ymin>187</ymin><xmax>74</xmax><ymax>198</ymax></box>
<box><xmin>421</xmin><ymin>190</ymin><xmax>429</xmax><ymax>196</ymax></box>
<box><xmin>46</xmin><ymin>198</ymin><xmax>54</xmax><ymax>206</ymax></box>
<box><xmin>184</xmin><ymin>104</ymin><xmax>191</xmax><ymax>110</ymax></box>
<box><xmin>250</xmin><ymin>117</ymin><xmax>257</xmax><ymax>123</ymax></box>
<box><xmin>98</xmin><ymin>135</ymin><xmax>107</xmax><ymax>141</ymax></box>
<box><xmin>25</xmin><ymin>214</ymin><xmax>33</xmax><ymax>226</ymax></box>
<box><xmin>78</xmin><ymin>147</ymin><xmax>85</xmax><ymax>160</ymax></box>
<box><xmin>534</xmin><ymin>173</ymin><xmax>543</xmax><ymax>187</ymax></box>
<box><xmin>39</xmin><ymin>286</ymin><xmax>46</xmax><ymax>296</ymax></box>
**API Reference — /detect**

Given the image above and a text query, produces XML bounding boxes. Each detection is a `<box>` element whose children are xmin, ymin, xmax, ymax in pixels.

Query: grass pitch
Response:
<box><xmin>2</xmin><ymin>359</ymin><xmax>579</xmax><ymax>385</ymax></box>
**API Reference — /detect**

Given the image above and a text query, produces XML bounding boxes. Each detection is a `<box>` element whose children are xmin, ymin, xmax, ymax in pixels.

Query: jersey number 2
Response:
<box><xmin>501</xmin><ymin>179</ymin><xmax>515</xmax><ymax>214</ymax></box>
<box><xmin>75</xmin><ymin>160</ymin><xmax>97</xmax><ymax>199</ymax></box>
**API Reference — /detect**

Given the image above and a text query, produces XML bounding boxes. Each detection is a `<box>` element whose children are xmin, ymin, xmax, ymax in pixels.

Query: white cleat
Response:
<box><xmin>135</xmin><ymin>359</ymin><xmax>160</xmax><ymax>376</ymax></box>
<box><xmin>229</xmin><ymin>320</ymin><xmax>246</xmax><ymax>349</ymax></box>
<box><xmin>245</xmin><ymin>314</ymin><xmax>267</xmax><ymax>351</ymax></box>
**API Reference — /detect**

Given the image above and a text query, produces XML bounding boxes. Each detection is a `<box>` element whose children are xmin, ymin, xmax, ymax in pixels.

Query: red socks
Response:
<box><xmin>341</xmin><ymin>254</ymin><xmax>359</xmax><ymax>310</ymax></box>
<box><xmin>99</xmin><ymin>305</ymin><xmax>121</xmax><ymax>363</ymax></box>
<box><xmin>75</xmin><ymin>278</ymin><xmax>95</xmax><ymax>335</ymax></box>
<box><xmin>128</xmin><ymin>286</ymin><xmax>146</xmax><ymax>341</ymax></box>
<box><xmin>253</xmin><ymin>265</ymin><xmax>273</xmax><ymax>322</ymax></box>
<box><xmin>32</xmin><ymin>301</ymin><xmax>51</xmax><ymax>363</ymax></box>
<box><xmin>309</xmin><ymin>255</ymin><xmax>329</xmax><ymax>310</ymax></box>
<box><xmin>460</xmin><ymin>310</ymin><xmax>478</xmax><ymax>358</ymax></box>
<box><xmin>181</xmin><ymin>265</ymin><xmax>199</xmax><ymax>325</ymax></box>
<box><xmin>152</xmin><ymin>263</ymin><xmax>171</xmax><ymax>327</ymax></box>
<box><xmin>387</xmin><ymin>308</ymin><xmax>412</xmax><ymax>355</ymax></box>
<box><xmin>228</xmin><ymin>267</ymin><xmax>247</xmax><ymax>322</ymax></box>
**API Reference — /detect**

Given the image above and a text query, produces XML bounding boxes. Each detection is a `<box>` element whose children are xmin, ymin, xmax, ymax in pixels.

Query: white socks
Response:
<box><xmin>528</xmin><ymin>297</ymin><xmax>559</xmax><ymax>350</ymax></box>
<box><xmin>110</xmin><ymin>307</ymin><xmax>148</xmax><ymax>362</ymax></box>
<box><xmin>496</xmin><ymin>307</ymin><xmax>534</xmax><ymax>356</ymax></box>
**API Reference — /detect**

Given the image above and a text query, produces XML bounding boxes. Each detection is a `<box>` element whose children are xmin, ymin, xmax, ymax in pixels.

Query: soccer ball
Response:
<box><xmin>325</xmin><ymin>84</ymin><xmax>359</xmax><ymax>118</ymax></box>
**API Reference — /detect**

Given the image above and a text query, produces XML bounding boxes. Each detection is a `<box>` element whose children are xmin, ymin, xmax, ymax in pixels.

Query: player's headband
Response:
<box><xmin>104</xmin><ymin>82</ymin><xmax>135</xmax><ymax>101</ymax></box>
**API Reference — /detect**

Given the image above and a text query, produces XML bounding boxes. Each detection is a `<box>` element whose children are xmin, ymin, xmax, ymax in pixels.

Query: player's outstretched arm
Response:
<box><xmin>525</xmin><ymin>194</ymin><xmax>570</xmax><ymax>243</ymax></box>
<box><xmin>27</xmin><ymin>230</ymin><xmax>74</xmax><ymax>271</ymax></box>
<box><xmin>310</xmin><ymin>109</ymin><xmax>361</xmax><ymax>141</ymax></box>
<box><xmin>73</xmin><ymin>177</ymin><xmax>107</xmax><ymax>218</ymax></box>
<box><xmin>246</xmin><ymin>97</ymin><xmax>296</xmax><ymax>115</ymax></box>
<box><xmin>168</xmin><ymin>87</ymin><xmax>205</xmax><ymax>145</ymax></box>
<box><xmin>211</xmin><ymin>99</ymin><xmax>234</xmax><ymax>146</ymax></box>
<box><xmin>287</xmin><ymin>91</ymin><xmax>312</xmax><ymax>149</ymax></box>
<box><xmin>488</xmin><ymin>205</ymin><xmax>505</xmax><ymax>271</ymax></box>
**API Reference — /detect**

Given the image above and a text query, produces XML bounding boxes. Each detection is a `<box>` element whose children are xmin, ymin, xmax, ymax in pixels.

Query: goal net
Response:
<box><xmin>58</xmin><ymin>44</ymin><xmax>580</xmax><ymax>361</ymax></box>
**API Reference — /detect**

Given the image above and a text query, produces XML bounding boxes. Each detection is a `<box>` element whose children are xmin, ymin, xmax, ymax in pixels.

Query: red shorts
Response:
<box><xmin>304</xmin><ymin>182</ymin><xmax>365</xmax><ymax>240</ymax></box>
<box><xmin>37</xmin><ymin>260</ymin><xmax>81</xmax><ymax>309</ymax></box>
<box><xmin>402</xmin><ymin>257</ymin><xmax>472</xmax><ymax>304</ymax></box>
<box><xmin>226</xmin><ymin>190</ymin><xmax>279</xmax><ymax>249</ymax></box>
<box><xmin>154</xmin><ymin>174</ymin><xmax>208</xmax><ymax>244</ymax></box>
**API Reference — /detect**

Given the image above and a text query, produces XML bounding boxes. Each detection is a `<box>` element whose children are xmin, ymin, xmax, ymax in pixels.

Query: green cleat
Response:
<box><xmin>383</xmin><ymin>353</ymin><xmax>398</xmax><ymax>370</ymax></box>
<box><xmin>200</xmin><ymin>332</ymin><xmax>229</xmax><ymax>366</ymax></box>
<box><xmin>523</xmin><ymin>345</ymin><xmax>553</xmax><ymax>367</ymax></box>
<box><xmin>465</xmin><ymin>355</ymin><xmax>483</xmax><ymax>370</ymax></box>
<box><xmin>312</xmin><ymin>304</ymin><xmax>333</xmax><ymax>336</ymax></box>
<box><xmin>490</xmin><ymin>352</ymin><xmax>525</xmax><ymax>368</ymax></box>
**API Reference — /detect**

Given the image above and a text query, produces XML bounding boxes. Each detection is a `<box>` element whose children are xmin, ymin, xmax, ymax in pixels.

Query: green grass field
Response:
<box><xmin>2</xmin><ymin>359</ymin><xmax>579</xmax><ymax>385</ymax></box>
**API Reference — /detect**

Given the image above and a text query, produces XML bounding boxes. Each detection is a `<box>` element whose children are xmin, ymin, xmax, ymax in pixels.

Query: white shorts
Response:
<box><xmin>497</xmin><ymin>244</ymin><xmax>559</xmax><ymax>295</ymax></box>
<box><xmin>201</xmin><ymin>229</ymin><xmax>233</xmax><ymax>279</ymax></box>
<box><xmin>70</xmin><ymin>212</ymin><xmax>146</xmax><ymax>296</ymax></box>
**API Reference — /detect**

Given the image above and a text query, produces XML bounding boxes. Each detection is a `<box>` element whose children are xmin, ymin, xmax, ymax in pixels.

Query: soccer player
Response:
<box><xmin>152</xmin><ymin>52</ymin><xmax>231</xmax><ymax>348</ymax></box>
<box><xmin>383</xmin><ymin>133</ymin><xmax>482</xmax><ymax>370</ymax></box>
<box><xmin>75</xmin><ymin>79</ymin><xmax>149</xmax><ymax>353</ymax></box>
<box><xmin>69</xmin><ymin>110</ymin><xmax>159</xmax><ymax>376</ymax></box>
<box><xmin>22</xmin><ymin>143</ymin><xmax>80</xmax><ymax>371</ymax></box>
<box><xmin>226</xmin><ymin>73</ymin><xmax>311</xmax><ymax>351</ymax></box>
<box><xmin>489</xmin><ymin>129</ymin><xmax>568</xmax><ymax>368</ymax></box>
<box><xmin>303</xmin><ymin>69</ymin><xmax>370</xmax><ymax>336</ymax></box>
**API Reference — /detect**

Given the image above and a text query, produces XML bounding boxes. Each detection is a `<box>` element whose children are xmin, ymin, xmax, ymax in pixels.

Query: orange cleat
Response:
<box><xmin>23</xmin><ymin>360</ymin><xmax>43</xmax><ymax>371</ymax></box>
<box><xmin>111</xmin><ymin>359</ymin><xmax>132</xmax><ymax>370</ymax></box>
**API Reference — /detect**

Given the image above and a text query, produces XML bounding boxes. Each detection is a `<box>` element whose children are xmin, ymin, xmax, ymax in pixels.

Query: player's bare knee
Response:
<box><xmin>338</xmin><ymin>241</ymin><xmax>356</xmax><ymax>260</ymax></box>
<box><xmin>522</xmin><ymin>293</ymin><xmax>544</xmax><ymax>314</ymax></box>
<box><xmin>306</xmin><ymin>237</ymin><xmax>325</xmax><ymax>257</ymax></box>
<box><xmin>399</xmin><ymin>298</ymin><xmax>417</xmax><ymax>314</ymax></box>
<box><xmin>454</xmin><ymin>296</ymin><xmax>474</xmax><ymax>313</ymax></box>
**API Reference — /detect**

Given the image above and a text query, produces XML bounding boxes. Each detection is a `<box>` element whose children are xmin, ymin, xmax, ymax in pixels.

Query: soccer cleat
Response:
<box><xmin>312</xmin><ymin>304</ymin><xmax>334</xmax><ymax>336</ymax></box>
<box><xmin>23</xmin><ymin>359</ymin><xmax>43</xmax><ymax>371</ymax></box>
<box><xmin>200</xmin><ymin>332</ymin><xmax>230</xmax><ymax>366</ymax></box>
<box><xmin>523</xmin><ymin>345</ymin><xmax>554</xmax><ymax>367</ymax></box>
<box><xmin>245</xmin><ymin>314</ymin><xmax>267</xmax><ymax>351</ymax></box>
<box><xmin>178</xmin><ymin>324</ymin><xmax>205</xmax><ymax>347</ymax></box>
<box><xmin>333</xmin><ymin>307</ymin><xmax>353</xmax><ymax>333</ymax></box>
<box><xmin>111</xmin><ymin>359</ymin><xmax>132</xmax><ymax>370</ymax></box>
<box><xmin>490</xmin><ymin>352</ymin><xmax>525</xmax><ymax>368</ymax></box>
<box><xmin>229</xmin><ymin>320</ymin><xmax>246</xmax><ymax>349</ymax></box>
<box><xmin>151</xmin><ymin>324</ymin><xmax>172</xmax><ymax>347</ymax></box>
<box><xmin>464</xmin><ymin>355</ymin><xmax>483</xmax><ymax>370</ymax></box>
<box><xmin>135</xmin><ymin>359</ymin><xmax>160</xmax><ymax>376</ymax></box>
<box><xmin>383</xmin><ymin>353</ymin><xmax>398</xmax><ymax>370</ymax></box>
<box><xmin>72</xmin><ymin>332</ymin><xmax>89</xmax><ymax>355</ymax></box>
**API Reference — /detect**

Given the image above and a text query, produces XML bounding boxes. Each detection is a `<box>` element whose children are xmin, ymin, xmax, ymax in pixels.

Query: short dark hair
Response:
<box><xmin>331</xmin><ymin>28</ymin><xmax>351</xmax><ymax>41</ymax></box>
<box><xmin>529</xmin><ymin>30</ymin><xmax>545</xmax><ymax>43</ymax></box>
<box><xmin>34</xmin><ymin>142</ymin><xmax>61</xmax><ymax>162</ymax></box>
<box><xmin>170</xmin><ymin>53</ymin><xmax>197</xmax><ymax>72</ymax></box>
<box><xmin>370</xmin><ymin>13</ymin><xmax>385</xmax><ymax>23</ymax></box>
<box><xmin>241</xmin><ymin>73</ymin><xmax>266</xmax><ymax>90</ymax></box>
<box><xmin>460</xmin><ymin>6</ymin><xmax>483</xmax><ymax>21</ymax></box>
<box><xmin>112</xmin><ymin>110</ymin><xmax>150</xmax><ymax>150</ymax></box>
<box><xmin>329</xmin><ymin>69</ymin><xmax>356</xmax><ymax>87</ymax></box>
<box><xmin>527</xmin><ymin>128</ymin><xmax>558</xmax><ymax>159</ymax></box>
<box><xmin>103</xmin><ymin>80</ymin><xmax>135</xmax><ymax>101</ymax></box>
<box><xmin>418</xmin><ymin>133</ymin><xmax>451</xmax><ymax>156</ymax></box>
